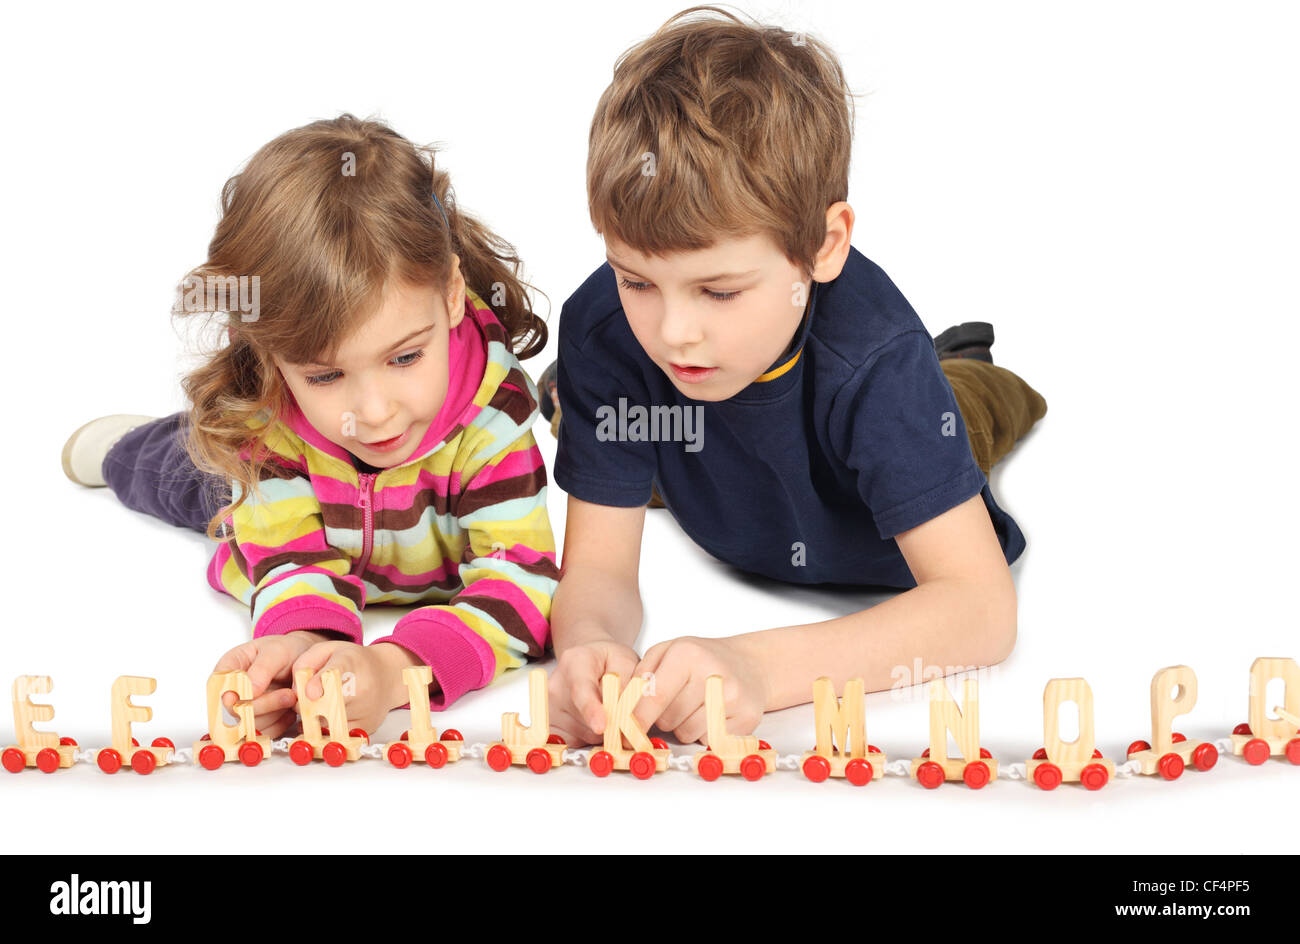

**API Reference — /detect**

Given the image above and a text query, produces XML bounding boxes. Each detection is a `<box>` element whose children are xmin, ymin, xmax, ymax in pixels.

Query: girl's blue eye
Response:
<box><xmin>304</xmin><ymin>348</ymin><xmax>426</xmax><ymax>386</ymax></box>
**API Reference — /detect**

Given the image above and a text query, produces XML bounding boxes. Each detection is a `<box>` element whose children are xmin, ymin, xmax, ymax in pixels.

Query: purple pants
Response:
<box><xmin>102</xmin><ymin>412</ymin><xmax>231</xmax><ymax>535</ymax></box>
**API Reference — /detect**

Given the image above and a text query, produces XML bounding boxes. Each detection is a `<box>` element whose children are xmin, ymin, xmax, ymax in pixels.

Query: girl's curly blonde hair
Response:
<box><xmin>173</xmin><ymin>113</ymin><xmax>546</xmax><ymax>540</ymax></box>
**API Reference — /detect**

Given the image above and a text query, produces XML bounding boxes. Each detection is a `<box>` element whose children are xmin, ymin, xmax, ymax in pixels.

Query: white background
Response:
<box><xmin>2</xmin><ymin>0</ymin><xmax>1297</xmax><ymax>854</ymax></box>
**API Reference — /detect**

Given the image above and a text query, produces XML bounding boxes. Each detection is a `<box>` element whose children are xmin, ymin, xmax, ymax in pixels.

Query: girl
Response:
<box><xmin>61</xmin><ymin>114</ymin><xmax>560</xmax><ymax>738</ymax></box>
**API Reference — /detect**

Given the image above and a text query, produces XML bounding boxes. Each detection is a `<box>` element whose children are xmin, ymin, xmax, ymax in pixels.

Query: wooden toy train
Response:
<box><xmin>4</xmin><ymin>657</ymin><xmax>1298</xmax><ymax>789</ymax></box>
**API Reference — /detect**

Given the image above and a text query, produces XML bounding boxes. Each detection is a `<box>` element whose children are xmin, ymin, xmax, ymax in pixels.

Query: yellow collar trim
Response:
<box><xmin>755</xmin><ymin>348</ymin><xmax>802</xmax><ymax>383</ymax></box>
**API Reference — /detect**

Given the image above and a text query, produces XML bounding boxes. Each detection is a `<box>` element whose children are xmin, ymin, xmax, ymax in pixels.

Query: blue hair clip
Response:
<box><xmin>431</xmin><ymin>189</ymin><xmax>450</xmax><ymax>231</ymax></box>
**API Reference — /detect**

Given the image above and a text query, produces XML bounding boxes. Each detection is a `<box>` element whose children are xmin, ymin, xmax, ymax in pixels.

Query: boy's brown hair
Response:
<box><xmin>587</xmin><ymin>5</ymin><xmax>855</xmax><ymax>276</ymax></box>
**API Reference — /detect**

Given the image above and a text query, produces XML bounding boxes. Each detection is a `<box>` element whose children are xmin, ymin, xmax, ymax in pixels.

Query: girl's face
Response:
<box><xmin>274</xmin><ymin>263</ymin><xmax>465</xmax><ymax>468</ymax></box>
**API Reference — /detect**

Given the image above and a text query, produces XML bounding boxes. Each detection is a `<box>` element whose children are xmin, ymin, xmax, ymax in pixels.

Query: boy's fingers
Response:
<box><xmin>572</xmin><ymin>676</ymin><xmax>606</xmax><ymax>735</ymax></box>
<box><xmin>672</xmin><ymin>705</ymin><xmax>709</xmax><ymax>746</ymax></box>
<box><xmin>632</xmin><ymin>655</ymin><xmax>689</xmax><ymax>732</ymax></box>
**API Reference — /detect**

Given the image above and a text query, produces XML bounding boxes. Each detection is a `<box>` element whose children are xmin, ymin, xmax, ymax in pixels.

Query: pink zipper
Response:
<box><xmin>353</xmin><ymin>472</ymin><xmax>377</xmax><ymax>577</ymax></box>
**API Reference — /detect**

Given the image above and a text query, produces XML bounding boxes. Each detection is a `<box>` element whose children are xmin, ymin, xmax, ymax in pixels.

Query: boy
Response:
<box><xmin>543</xmin><ymin>7</ymin><xmax>1047</xmax><ymax>746</ymax></box>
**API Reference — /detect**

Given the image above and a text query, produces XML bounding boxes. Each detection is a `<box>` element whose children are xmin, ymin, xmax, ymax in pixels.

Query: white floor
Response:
<box><xmin>5</xmin><ymin>1</ymin><xmax>1298</xmax><ymax>854</ymax></box>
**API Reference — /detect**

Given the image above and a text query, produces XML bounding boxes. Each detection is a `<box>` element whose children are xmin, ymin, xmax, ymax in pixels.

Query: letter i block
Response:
<box><xmin>910</xmin><ymin>678</ymin><xmax>997</xmax><ymax>789</ymax></box>
<box><xmin>386</xmin><ymin>665</ymin><xmax>463</xmax><ymax>769</ymax></box>
<box><xmin>800</xmin><ymin>677</ymin><xmax>885</xmax><ymax>785</ymax></box>
<box><xmin>1231</xmin><ymin>657</ymin><xmax>1300</xmax><ymax>765</ymax></box>
<box><xmin>587</xmin><ymin>673</ymin><xmax>671</xmax><ymax>779</ymax></box>
<box><xmin>1124</xmin><ymin>665</ymin><xmax>1218</xmax><ymax>779</ymax></box>
<box><xmin>94</xmin><ymin>676</ymin><xmax>175</xmax><ymax>775</ymax></box>
<box><xmin>193</xmin><ymin>670</ymin><xmax>273</xmax><ymax>770</ymax></box>
<box><xmin>287</xmin><ymin>667</ymin><xmax>368</xmax><ymax>767</ymax></box>
<box><xmin>2</xmin><ymin>676</ymin><xmax>77</xmax><ymax>774</ymax></box>
<box><xmin>485</xmin><ymin>667</ymin><xmax>565</xmax><ymax>774</ymax></box>
<box><xmin>694</xmin><ymin>674</ymin><xmax>777</xmax><ymax>782</ymax></box>
<box><xmin>1025</xmin><ymin>678</ymin><xmax>1114</xmax><ymax>790</ymax></box>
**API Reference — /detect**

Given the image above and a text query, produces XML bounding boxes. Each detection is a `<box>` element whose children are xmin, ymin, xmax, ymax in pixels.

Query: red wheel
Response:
<box><xmin>59</xmin><ymin>737</ymin><xmax>78</xmax><ymax>747</ymax></box>
<box><xmin>844</xmin><ymin>757</ymin><xmax>873</xmax><ymax>786</ymax></box>
<box><xmin>802</xmin><ymin>754</ymin><xmax>831</xmax><ymax>783</ymax></box>
<box><xmin>1033</xmin><ymin>762</ymin><xmax>1062</xmax><ymax>791</ymax></box>
<box><xmin>36</xmin><ymin>748</ymin><xmax>60</xmax><ymax>774</ymax></box>
<box><xmin>486</xmin><ymin>743</ymin><xmax>512</xmax><ymax>772</ymax></box>
<box><xmin>130</xmin><ymin>750</ymin><xmax>157</xmax><ymax>775</ymax></box>
<box><xmin>526</xmin><ymin>748</ymin><xmax>553</xmax><ymax>774</ymax></box>
<box><xmin>131</xmin><ymin>737</ymin><xmax>139</xmax><ymax>748</ymax></box>
<box><xmin>979</xmin><ymin>747</ymin><xmax>993</xmax><ymax>759</ymax></box>
<box><xmin>917</xmin><ymin>760</ymin><xmax>945</xmax><ymax>789</ymax></box>
<box><xmin>97</xmin><ymin>749</ymin><xmax>122</xmax><ymax>774</ymax></box>
<box><xmin>921</xmin><ymin>748</ymin><xmax>930</xmax><ymax>758</ymax></box>
<box><xmin>151</xmin><ymin>737</ymin><xmax>175</xmax><ymax>751</ymax></box>
<box><xmin>349</xmin><ymin>728</ymin><xmax>368</xmax><ymax>744</ymax></box>
<box><xmin>400</xmin><ymin>731</ymin><xmax>410</xmax><ymax>741</ymax></box>
<box><xmin>1243</xmin><ymin>738</ymin><xmax>1270</xmax><ymax>765</ymax></box>
<box><xmin>238</xmin><ymin>741</ymin><xmax>263</xmax><ymax>767</ymax></box>
<box><xmin>199</xmin><ymin>744</ymin><xmax>226</xmax><ymax>770</ymax></box>
<box><xmin>868</xmin><ymin>745</ymin><xmax>882</xmax><ymax>754</ymax></box>
<box><xmin>1127</xmin><ymin>739</ymin><xmax>1151</xmax><ymax>757</ymax></box>
<box><xmin>440</xmin><ymin>729</ymin><xmax>463</xmax><ymax>742</ymax></box>
<box><xmin>1157</xmin><ymin>753</ymin><xmax>1184</xmax><ymax>781</ymax></box>
<box><xmin>589</xmin><ymin>750</ymin><xmax>614</xmax><ymax>778</ymax></box>
<box><xmin>629</xmin><ymin>751</ymin><xmax>656</xmax><ymax>780</ymax></box>
<box><xmin>1032</xmin><ymin>747</ymin><xmax>1048</xmax><ymax>761</ymax></box>
<box><xmin>697</xmin><ymin>753</ymin><xmax>723</xmax><ymax>781</ymax></box>
<box><xmin>1092</xmin><ymin>748</ymin><xmax>1103</xmax><ymax>758</ymax></box>
<box><xmin>758</xmin><ymin>740</ymin><xmax>772</xmax><ymax>751</ymax></box>
<box><xmin>963</xmin><ymin>760</ymin><xmax>991</xmax><ymax>789</ymax></box>
<box><xmin>322</xmin><ymin>742</ymin><xmax>347</xmax><ymax>767</ymax></box>
<box><xmin>425</xmin><ymin>742</ymin><xmax>448</xmax><ymax>768</ymax></box>
<box><xmin>1193</xmin><ymin>742</ymin><xmax>1218</xmax><ymax>771</ymax></box>
<box><xmin>1286</xmin><ymin>738</ymin><xmax>1300</xmax><ymax>766</ymax></box>
<box><xmin>289</xmin><ymin>740</ymin><xmax>314</xmax><ymax>765</ymax></box>
<box><xmin>387</xmin><ymin>742</ymin><xmax>413</xmax><ymax>769</ymax></box>
<box><xmin>200</xmin><ymin>733</ymin><xmax>211</xmax><ymax>741</ymax></box>
<box><xmin>1233</xmin><ymin>722</ymin><xmax>1252</xmax><ymax>736</ymax></box>
<box><xmin>649</xmin><ymin>737</ymin><xmax>668</xmax><ymax>750</ymax></box>
<box><xmin>740</xmin><ymin>754</ymin><xmax>766</xmax><ymax>781</ymax></box>
<box><xmin>1171</xmin><ymin>732</ymin><xmax>1186</xmax><ymax>744</ymax></box>
<box><xmin>2</xmin><ymin>748</ymin><xmax>25</xmax><ymax>773</ymax></box>
<box><xmin>548</xmin><ymin>733</ymin><xmax>567</xmax><ymax>745</ymax></box>
<box><xmin>1081</xmin><ymin>762</ymin><xmax>1109</xmax><ymax>790</ymax></box>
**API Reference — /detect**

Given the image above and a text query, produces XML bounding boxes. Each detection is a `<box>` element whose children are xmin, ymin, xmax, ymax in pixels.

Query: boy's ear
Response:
<box><xmin>445</xmin><ymin>254</ymin><xmax>467</xmax><ymax>329</ymax></box>
<box><xmin>810</xmin><ymin>201</ymin><xmax>855</xmax><ymax>283</ymax></box>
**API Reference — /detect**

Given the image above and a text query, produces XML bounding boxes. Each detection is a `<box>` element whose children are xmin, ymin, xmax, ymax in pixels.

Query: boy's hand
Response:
<box><xmin>631</xmin><ymin>636</ymin><xmax>769</xmax><ymax>745</ymax></box>
<box><xmin>212</xmin><ymin>630</ymin><xmax>335</xmax><ymax>739</ymax></box>
<box><xmin>547</xmin><ymin>637</ymin><xmax>641</xmax><ymax>746</ymax></box>
<box><xmin>291</xmin><ymin>640</ymin><xmax>418</xmax><ymax>738</ymax></box>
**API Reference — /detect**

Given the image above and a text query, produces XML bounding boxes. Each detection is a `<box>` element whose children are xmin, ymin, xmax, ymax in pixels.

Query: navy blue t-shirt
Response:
<box><xmin>553</xmin><ymin>246</ymin><xmax>1026</xmax><ymax>589</ymax></box>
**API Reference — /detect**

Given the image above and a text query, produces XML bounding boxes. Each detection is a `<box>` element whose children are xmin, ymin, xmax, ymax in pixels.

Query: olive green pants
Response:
<box><xmin>547</xmin><ymin>359</ymin><xmax>1047</xmax><ymax>499</ymax></box>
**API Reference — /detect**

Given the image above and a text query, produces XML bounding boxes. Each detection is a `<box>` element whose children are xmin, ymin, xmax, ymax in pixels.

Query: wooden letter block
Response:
<box><xmin>1231</xmin><ymin>657</ymin><xmax>1300</xmax><ymax>765</ymax></box>
<box><xmin>800</xmin><ymin>677</ymin><xmax>885</xmax><ymax>785</ymax></box>
<box><xmin>385</xmin><ymin>665</ymin><xmax>463</xmax><ymax>769</ymax></box>
<box><xmin>2</xmin><ymin>676</ymin><xmax>76</xmax><ymax>774</ymax></box>
<box><xmin>94</xmin><ymin>676</ymin><xmax>174</xmax><ymax>775</ymax></box>
<box><xmin>193</xmin><ymin>670</ymin><xmax>273</xmax><ymax>769</ymax></box>
<box><xmin>1125</xmin><ymin>665</ymin><xmax>1218</xmax><ymax>778</ymax></box>
<box><xmin>910</xmin><ymin>678</ymin><xmax>997</xmax><ymax>789</ymax></box>
<box><xmin>586</xmin><ymin>673</ymin><xmax>671</xmax><ymax>779</ymax></box>
<box><xmin>1025</xmin><ymin>678</ymin><xmax>1114</xmax><ymax>790</ymax></box>
<box><xmin>693</xmin><ymin>675</ymin><xmax>776</xmax><ymax>781</ymax></box>
<box><xmin>484</xmin><ymin>667</ymin><xmax>563</xmax><ymax>774</ymax></box>
<box><xmin>286</xmin><ymin>668</ymin><xmax>367</xmax><ymax>766</ymax></box>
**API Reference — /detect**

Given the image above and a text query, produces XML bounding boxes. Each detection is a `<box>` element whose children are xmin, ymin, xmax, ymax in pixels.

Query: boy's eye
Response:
<box><xmin>619</xmin><ymin>277</ymin><xmax>651</xmax><ymax>292</ymax></box>
<box><xmin>304</xmin><ymin>348</ymin><xmax>426</xmax><ymax>386</ymax></box>
<box><xmin>619</xmin><ymin>275</ymin><xmax>740</xmax><ymax>303</ymax></box>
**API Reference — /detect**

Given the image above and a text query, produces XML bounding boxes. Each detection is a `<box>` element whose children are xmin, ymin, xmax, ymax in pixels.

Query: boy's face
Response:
<box><xmin>273</xmin><ymin>270</ymin><xmax>465</xmax><ymax>468</ymax></box>
<box><xmin>605</xmin><ymin>233</ymin><xmax>809</xmax><ymax>402</ymax></box>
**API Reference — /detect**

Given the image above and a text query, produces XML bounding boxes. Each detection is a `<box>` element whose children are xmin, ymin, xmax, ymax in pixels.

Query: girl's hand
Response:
<box><xmin>213</xmin><ymin>630</ymin><xmax>334</xmax><ymax>739</ymax></box>
<box><xmin>291</xmin><ymin>640</ymin><xmax>416</xmax><ymax>738</ymax></box>
<box><xmin>547</xmin><ymin>637</ymin><xmax>642</xmax><ymax>746</ymax></box>
<box><xmin>631</xmin><ymin>636</ymin><xmax>769</xmax><ymax>746</ymax></box>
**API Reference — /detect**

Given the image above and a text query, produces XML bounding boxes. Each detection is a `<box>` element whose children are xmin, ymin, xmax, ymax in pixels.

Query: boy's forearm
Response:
<box><xmin>732</xmin><ymin>576</ymin><xmax>1017</xmax><ymax>711</ymax></box>
<box><xmin>550</xmin><ymin>566</ymin><xmax>643</xmax><ymax>653</ymax></box>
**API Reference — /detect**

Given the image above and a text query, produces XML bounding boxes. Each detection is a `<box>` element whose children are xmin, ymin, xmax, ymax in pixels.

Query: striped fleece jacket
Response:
<box><xmin>206</xmin><ymin>288</ymin><xmax>560</xmax><ymax>709</ymax></box>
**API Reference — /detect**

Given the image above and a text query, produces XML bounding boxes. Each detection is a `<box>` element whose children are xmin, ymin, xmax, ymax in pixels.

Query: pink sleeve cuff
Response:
<box><xmin>373</xmin><ymin>610</ymin><xmax>492</xmax><ymax>710</ymax></box>
<box><xmin>254</xmin><ymin>599</ymin><xmax>363</xmax><ymax>645</ymax></box>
